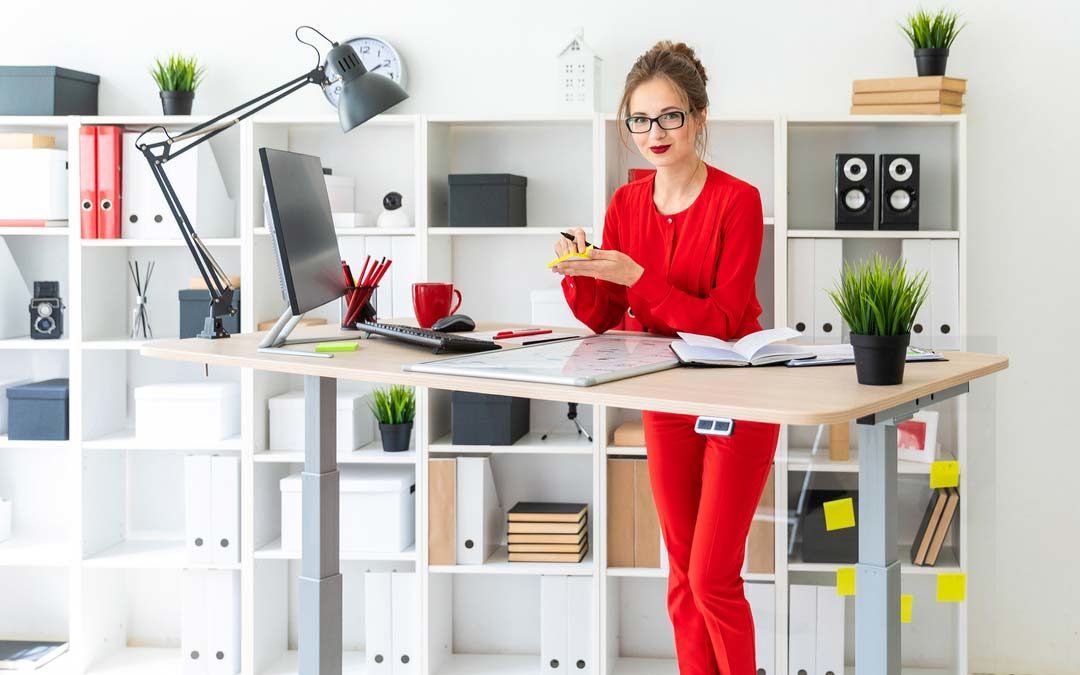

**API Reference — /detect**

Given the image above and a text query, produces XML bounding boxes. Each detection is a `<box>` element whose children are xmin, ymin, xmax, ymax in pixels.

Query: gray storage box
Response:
<box><xmin>451</xmin><ymin>391</ymin><xmax>530</xmax><ymax>445</ymax></box>
<box><xmin>0</xmin><ymin>67</ymin><xmax>99</xmax><ymax>116</ymax></box>
<box><xmin>7</xmin><ymin>378</ymin><xmax>69</xmax><ymax>441</ymax></box>
<box><xmin>179</xmin><ymin>289</ymin><xmax>241</xmax><ymax>339</ymax></box>
<box><xmin>448</xmin><ymin>174</ymin><xmax>527</xmax><ymax>228</ymax></box>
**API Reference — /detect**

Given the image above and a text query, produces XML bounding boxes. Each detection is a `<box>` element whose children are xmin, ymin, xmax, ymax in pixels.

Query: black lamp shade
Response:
<box><xmin>326</xmin><ymin>42</ymin><xmax>409</xmax><ymax>132</ymax></box>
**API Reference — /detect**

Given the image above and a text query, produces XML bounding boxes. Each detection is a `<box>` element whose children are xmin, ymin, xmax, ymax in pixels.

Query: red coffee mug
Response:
<box><xmin>412</xmin><ymin>282</ymin><xmax>462</xmax><ymax>328</ymax></box>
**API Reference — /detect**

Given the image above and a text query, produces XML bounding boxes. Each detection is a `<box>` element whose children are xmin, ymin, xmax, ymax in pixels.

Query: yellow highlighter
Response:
<box><xmin>547</xmin><ymin>244</ymin><xmax>593</xmax><ymax>268</ymax></box>
<box><xmin>547</xmin><ymin>231</ymin><xmax>600</xmax><ymax>268</ymax></box>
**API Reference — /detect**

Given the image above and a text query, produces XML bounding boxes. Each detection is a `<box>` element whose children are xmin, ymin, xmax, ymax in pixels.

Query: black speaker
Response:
<box><xmin>879</xmin><ymin>154</ymin><xmax>920</xmax><ymax>230</ymax></box>
<box><xmin>834</xmin><ymin>154</ymin><xmax>874</xmax><ymax>230</ymax></box>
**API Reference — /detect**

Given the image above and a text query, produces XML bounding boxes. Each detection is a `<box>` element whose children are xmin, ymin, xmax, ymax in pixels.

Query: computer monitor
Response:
<box><xmin>257</xmin><ymin>147</ymin><xmax>349</xmax><ymax>357</ymax></box>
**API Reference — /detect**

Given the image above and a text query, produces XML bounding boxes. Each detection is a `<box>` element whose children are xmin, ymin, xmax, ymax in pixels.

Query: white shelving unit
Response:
<box><xmin>0</xmin><ymin>112</ymin><xmax>968</xmax><ymax>675</ymax></box>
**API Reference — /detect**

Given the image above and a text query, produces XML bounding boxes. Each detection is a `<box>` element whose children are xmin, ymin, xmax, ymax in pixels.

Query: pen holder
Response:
<box><xmin>342</xmin><ymin>285</ymin><xmax>378</xmax><ymax>331</ymax></box>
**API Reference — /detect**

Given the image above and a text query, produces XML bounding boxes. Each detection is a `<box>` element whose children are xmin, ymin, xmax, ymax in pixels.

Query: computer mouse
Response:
<box><xmin>432</xmin><ymin>314</ymin><xmax>475</xmax><ymax>332</ymax></box>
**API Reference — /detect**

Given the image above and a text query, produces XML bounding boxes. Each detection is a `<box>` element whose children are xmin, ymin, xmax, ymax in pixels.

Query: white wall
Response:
<box><xmin>6</xmin><ymin>1</ymin><xmax>1078</xmax><ymax>672</ymax></box>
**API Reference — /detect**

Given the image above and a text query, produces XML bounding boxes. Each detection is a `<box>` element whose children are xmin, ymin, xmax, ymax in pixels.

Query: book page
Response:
<box><xmin>732</xmin><ymin>327</ymin><xmax>802</xmax><ymax>360</ymax></box>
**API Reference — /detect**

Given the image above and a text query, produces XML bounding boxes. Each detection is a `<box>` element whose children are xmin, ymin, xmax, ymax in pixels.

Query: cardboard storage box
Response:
<box><xmin>268</xmin><ymin>390</ymin><xmax>374</xmax><ymax>452</ymax></box>
<box><xmin>280</xmin><ymin>465</ymin><xmax>415</xmax><ymax>552</ymax></box>
<box><xmin>6</xmin><ymin>378</ymin><xmax>69</xmax><ymax>441</ymax></box>
<box><xmin>135</xmin><ymin>382</ymin><xmax>240</xmax><ymax>442</ymax></box>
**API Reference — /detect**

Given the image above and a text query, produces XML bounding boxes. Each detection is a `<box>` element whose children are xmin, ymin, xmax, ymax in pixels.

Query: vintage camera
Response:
<box><xmin>30</xmin><ymin>281</ymin><xmax>64</xmax><ymax>340</ymax></box>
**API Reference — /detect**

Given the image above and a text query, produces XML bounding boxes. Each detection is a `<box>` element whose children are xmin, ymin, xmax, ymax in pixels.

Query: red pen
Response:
<box><xmin>493</xmin><ymin>328</ymin><xmax>553</xmax><ymax>340</ymax></box>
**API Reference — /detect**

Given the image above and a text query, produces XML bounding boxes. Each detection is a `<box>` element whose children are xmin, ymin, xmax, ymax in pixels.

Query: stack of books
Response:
<box><xmin>910</xmin><ymin>487</ymin><xmax>960</xmax><ymax>566</ymax></box>
<box><xmin>851</xmin><ymin>76</ymin><xmax>966</xmax><ymax>115</ymax></box>
<box><xmin>507</xmin><ymin>501</ymin><xmax>589</xmax><ymax>563</ymax></box>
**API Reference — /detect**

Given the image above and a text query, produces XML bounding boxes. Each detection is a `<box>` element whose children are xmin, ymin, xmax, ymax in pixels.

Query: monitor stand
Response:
<box><xmin>256</xmin><ymin>306</ymin><xmax>362</xmax><ymax>358</ymax></box>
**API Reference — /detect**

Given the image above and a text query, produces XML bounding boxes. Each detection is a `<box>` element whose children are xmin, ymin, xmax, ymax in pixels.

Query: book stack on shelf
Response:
<box><xmin>911</xmin><ymin>487</ymin><xmax>960</xmax><ymax>566</ymax></box>
<box><xmin>851</xmin><ymin>76</ymin><xmax>967</xmax><ymax>115</ymax></box>
<box><xmin>507</xmin><ymin>502</ymin><xmax>589</xmax><ymax>563</ymax></box>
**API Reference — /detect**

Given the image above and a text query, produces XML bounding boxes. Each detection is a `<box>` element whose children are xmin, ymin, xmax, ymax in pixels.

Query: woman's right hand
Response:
<box><xmin>555</xmin><ymin>227</ymin><xmax>589</xmax><ymax>257</ymax></box>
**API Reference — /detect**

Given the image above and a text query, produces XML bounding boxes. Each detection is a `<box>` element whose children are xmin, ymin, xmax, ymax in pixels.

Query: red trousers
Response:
<box><xmin>643</xmin><ymin>411</ymin><xmax>780</xmax><ymax>675</ymax></box>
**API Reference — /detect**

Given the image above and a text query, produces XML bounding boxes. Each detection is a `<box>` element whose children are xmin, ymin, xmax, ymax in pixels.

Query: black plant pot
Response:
<box><xmin>914</xmin><ymin>48</ymin><xmax>949</xmax><ymax>77</ymax></box>
<box><xmin>850</xmin><ymin>332</ymin><xmax>911</xmax><ymax>385</ymax></box>
<box><xmin>160</xmin><ymin>90</ymin><xmax>194</xmax><ymax>115</ymax></box>
<box><xmin>379</xmin><ymin>421</ymin><xmax>413</xmax><ymax>452</ymax></box>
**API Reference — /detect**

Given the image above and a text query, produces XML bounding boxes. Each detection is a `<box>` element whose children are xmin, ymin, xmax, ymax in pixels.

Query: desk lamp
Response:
<box><xmin>136</xmin><ymin>26</ymin><xmax>408</xmax><ymax>339</ymax></box>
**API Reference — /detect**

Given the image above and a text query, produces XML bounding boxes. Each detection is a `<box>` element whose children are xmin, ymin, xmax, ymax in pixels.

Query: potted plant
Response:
<box><xmin>900</xmin><ymin>8</ymin><xmax>965</xmax><ymax>77</ymax></box>
<box><xmin>150</xmin><ymin>54</ymin><xmax>205</xmax><ymax>115</ymax></box>
<box><xmin>827</xmin><ymin>253</ymin><xmax>928</xmax><ymax>386</ymax></box>
<box><xmin>369</xmin><ymin>384</ymin><xmax>415</xmax><ymax>452</ymax></box>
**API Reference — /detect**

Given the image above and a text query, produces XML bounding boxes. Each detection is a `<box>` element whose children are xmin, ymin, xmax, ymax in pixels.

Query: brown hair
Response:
<box><xmin>618</xmin><ymin>41</ymin><xmax>710</xmax><ymax>157</ymax></box>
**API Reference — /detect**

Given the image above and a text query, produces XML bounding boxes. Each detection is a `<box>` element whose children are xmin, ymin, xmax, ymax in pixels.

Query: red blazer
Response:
<box><xmin>562</xmin><ymin>164</ymin><xmax>765</xmax><ymax>341</ymax></box>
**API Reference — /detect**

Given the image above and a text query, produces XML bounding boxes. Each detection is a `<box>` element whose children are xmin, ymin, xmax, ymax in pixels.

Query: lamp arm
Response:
<box><xmin>135</xmin><ymin>66</ymin><xmax>328</xmax><ymax>338</ymax></box>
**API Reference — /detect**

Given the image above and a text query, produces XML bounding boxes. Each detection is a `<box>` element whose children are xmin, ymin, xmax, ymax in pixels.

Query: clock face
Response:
<box><xmin>323</xmin><ymin>36</ymin><xmax>407</xmax><ymax>107</ymax></box>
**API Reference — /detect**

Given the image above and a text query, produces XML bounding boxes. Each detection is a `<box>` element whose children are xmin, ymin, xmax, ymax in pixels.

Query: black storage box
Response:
<box><xmin>179</xmin><ymin>289</ymin><xmax>241</xmax><ymax>339</ymax></box>
<box><xmin>448</xmin><ymin>174</ymin><xmax>527</xmax><ymax>228</ymax></box>
<box><xmin>0</xmin><ymin>66</ymin><xmax>99</xmax><ymax>116</ymax></box>
<box><xmin>451</xmin><ymin>391</ymin><xmax>530</xmax><ymax>445</ymax></box>
<box><xmin>799</xmin><ymin>490</ymin><xmax>859</xmax><ymax>563</ymax></box>
<box><xmin>7</xmin><ymin>378</ymin><xmax>69</xmax><ymax>441</ymax></box>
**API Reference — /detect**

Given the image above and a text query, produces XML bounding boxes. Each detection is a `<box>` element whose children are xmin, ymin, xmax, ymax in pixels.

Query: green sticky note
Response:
<box><xmin>823</xmin><ymin>497</ymin><xmax>856</xmax><ymax>531</ymax></box>
<box><xmin>315</xmin><ymin>341</ymin><xmax>359</xmax><ymax>353</ymax></box>
<box><xmin>836</xmin><ymin>567</ymin><xmax>856</xmax><ymax>596</ymax></box>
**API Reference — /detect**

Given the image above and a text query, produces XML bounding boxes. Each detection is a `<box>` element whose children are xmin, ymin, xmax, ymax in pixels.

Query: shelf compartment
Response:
<box><xmin>787</xmin><ymin>229</ymin><xmax>959</xmax><ymax>239</ymax></box>
<box><xmin>83</xmin><ymin>427</ymin><xmax>242</xmax><ymax>451</ymax></box>
<box><xmin>430</xmin><ymin>545</ymin><xmax>594</xmax><ymax>576</ymax></box>
<box><xmin>255</xmin><ymin>537</ymin><xmax>416</xmax><ymax>562</ymax></box>
<box><xmin>428</xmin><ymin>431</ymin><xmax>593</xmax><ymax>456</ymax></box>
<box><xmin>82</xmin><ymin>539</ymin><xmax>239</xmax><ymax>570</ymax></box>
<box><xmin>82</xmin><ymin>237</ymin><xmax>241</xmax><ymax>248</ymax></box>
<box><xmin>0</xmin><ymin>536</ymin><xmax>69</xmax><ymax>568</ymax></box>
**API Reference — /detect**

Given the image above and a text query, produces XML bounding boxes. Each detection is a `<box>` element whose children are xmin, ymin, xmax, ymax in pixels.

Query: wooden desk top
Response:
<box><xmin>141</xmin><ymin>324</ymin><xmax>1008</xmax><ymax>425</ymax></box>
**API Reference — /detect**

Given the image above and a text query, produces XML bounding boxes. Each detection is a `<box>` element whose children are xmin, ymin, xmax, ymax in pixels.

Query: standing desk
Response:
<box><xmin>142</xmin><ymin>324</ymin><xmax>1008</xmax><ymax>675</ymax></box>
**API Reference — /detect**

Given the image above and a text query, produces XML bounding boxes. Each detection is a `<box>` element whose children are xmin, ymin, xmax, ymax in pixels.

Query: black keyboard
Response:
<box><xmin>355</xmin><ymin>322</ymin><xmax>502</xmax><ymax>354</ymax></box>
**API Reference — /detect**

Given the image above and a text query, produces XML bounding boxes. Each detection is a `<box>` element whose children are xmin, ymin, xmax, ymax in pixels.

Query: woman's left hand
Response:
<box><xmin>553</xmin><ymin>248</ymin><xmax>644</xmax><ymax>287</ymax></box>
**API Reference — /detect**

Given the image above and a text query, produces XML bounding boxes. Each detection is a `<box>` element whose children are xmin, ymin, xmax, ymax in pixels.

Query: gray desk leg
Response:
<box><xmin>299</xmin><ymin>376</ymin><xmax>342</xmax><ymax>675</ymax></box>
<box><xmin>856</xmin><ymin>419</ymin><xmax>901</xmax><ymax>675</ymax></box>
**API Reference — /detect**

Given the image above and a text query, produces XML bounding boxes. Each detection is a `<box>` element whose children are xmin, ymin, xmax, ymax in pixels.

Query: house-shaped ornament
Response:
<box><xmin>557</xmin><ymin>28</ymin><xmax>601</xmax><ymax>112</ymax></box>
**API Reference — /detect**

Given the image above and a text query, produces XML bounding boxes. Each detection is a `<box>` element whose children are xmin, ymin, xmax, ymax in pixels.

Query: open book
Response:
<box><xmin>670</xmin><ymin>327</ymin><xmax>812</xmax><ymax>366</ymax></box>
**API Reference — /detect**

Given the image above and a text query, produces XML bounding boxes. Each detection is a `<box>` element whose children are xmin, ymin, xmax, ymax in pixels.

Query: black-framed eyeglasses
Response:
<box><xmin>625</xmin><ymin>111</ymin><xmax>687</xmax><ymax>134</ymax></box>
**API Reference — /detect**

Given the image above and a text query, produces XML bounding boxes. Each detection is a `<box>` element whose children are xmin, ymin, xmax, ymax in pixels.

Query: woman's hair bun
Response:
<box><xmin>650</xmin><ymin>40</ymin><xmax>708</xmax><ymax>87</ymax></box>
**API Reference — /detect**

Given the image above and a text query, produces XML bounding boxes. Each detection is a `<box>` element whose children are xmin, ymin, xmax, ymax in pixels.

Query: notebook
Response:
<box><xmin>670</xmin><ymin>327</ymin><xmax>811</xmax><ymax>367</ymax></box>
<box><xmin>0</xmin><ymin>640</ymin><xmax>68</xmax><ymax>670</ymax></box>
<box><xmin>785</xmin><ymin>344</ymin><xmax>945</xmax><ymax>367</ymax></box>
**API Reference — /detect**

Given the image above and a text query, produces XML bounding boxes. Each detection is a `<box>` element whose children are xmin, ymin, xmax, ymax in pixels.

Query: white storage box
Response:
<box><xmin>135</xmin><ymin>382</ymin><xmax>240</xmax><ymax>442</ymax></box>
<box><xmin>531</xmin><ymin>288</ymin><xmax>587</xmax><ymax>329</ymax></box>
<box><xmin>0</xmin><ymin>149</ymin><xmax>67</xmax><ymax>220</ymax></box>
<box><xmin>0</xmin><ymin>498</ymin><xmax>10</xmax><ymax>543</ymax></box>
<box><xmin>324</xmin><ymin>174</ymin><xmax>355</xmax><ymax>213</ymax></box>
<box><xmin>268</xmin><ymin>390</ymin><xmax>374</xmax><ymax>452</ymax></box>
<box><xmin>0</xmin><ymin>378</ymin><xmax>30</xmax><ymax>434</ymax></box>
<box><xmin>280</xmin><ymin>465</ymin><xmax>415</xmax><ymax>553</ymax></box>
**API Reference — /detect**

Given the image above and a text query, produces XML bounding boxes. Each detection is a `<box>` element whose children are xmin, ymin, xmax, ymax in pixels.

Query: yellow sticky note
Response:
<box><xmin>836</xmin><ymin>567</ymin><xmax>856</xmax><ymax>596</ymax></box>
<box><xmin>901</xmin><ymin>594</ymin><xmax>913</xmax><ymax>623</ymax></box>
<box><xmin>823</xmin><ymin>497</ymin><xmax>856</xmax><ymax>531</ymax></box>
<box><xmin>936</xmin><ymin>573</ymin><xmax>966</xmax><ymax>602</ymax></box>
<box><xmin>546</xmin><ymin>245</ymin><xmax>593</xmax><ymax>268</ymax></box>
<box><xmin>930</xmin><ymin>461</ymin><xmax>960</xmax><ymax>489</ymax></box>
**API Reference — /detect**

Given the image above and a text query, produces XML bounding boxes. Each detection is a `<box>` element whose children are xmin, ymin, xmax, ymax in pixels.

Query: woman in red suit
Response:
<box><xmin>552</xmin><ymin>41</ymin><xmax>779</xmax><ymax>675</ymax></box>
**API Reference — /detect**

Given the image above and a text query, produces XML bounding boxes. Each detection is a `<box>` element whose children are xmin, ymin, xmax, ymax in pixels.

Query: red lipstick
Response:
<box><xmin>650</xmin><ymin>144</ymin><xmax>671</xmax><ymax>154</ymax></box>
